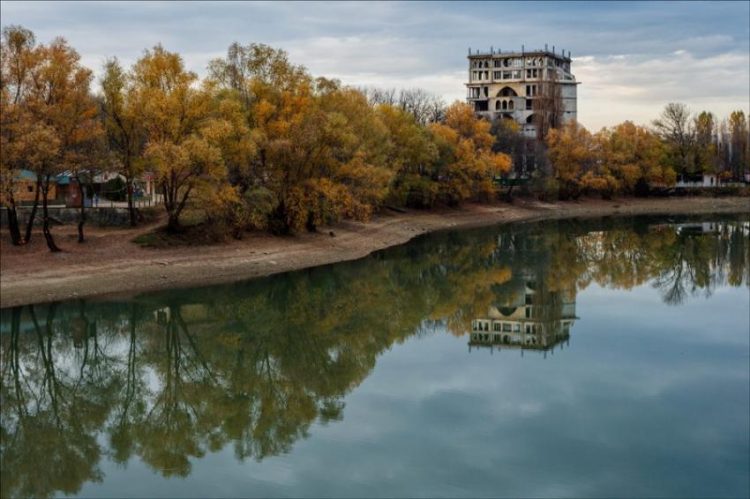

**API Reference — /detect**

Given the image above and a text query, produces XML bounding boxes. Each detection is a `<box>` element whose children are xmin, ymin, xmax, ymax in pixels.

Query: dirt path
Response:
<box><xmin>1</xmin><ymin>196</ymin><xmax>748</xmax><ymax>308</ymax></box>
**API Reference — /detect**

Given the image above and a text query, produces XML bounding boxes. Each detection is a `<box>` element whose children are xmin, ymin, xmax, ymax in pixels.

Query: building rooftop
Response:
<box><xmin>468</xmin><ymin>47</ymin><xmax>572</xmax><ymax>62</ymax></box>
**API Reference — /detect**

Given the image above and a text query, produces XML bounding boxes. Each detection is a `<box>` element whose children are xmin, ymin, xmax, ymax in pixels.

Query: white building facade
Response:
<box><xmin>466</xmin><ymin>45</ymin><xmax>579</xmax><ymax>139</ymax></box>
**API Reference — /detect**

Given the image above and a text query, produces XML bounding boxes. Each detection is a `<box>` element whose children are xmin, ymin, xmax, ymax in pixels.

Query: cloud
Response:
<box><xmin>576</xmin><ymin>49</ymin><xmax>750</xmax><ymax>129</ymax></box>
<box><xmin>1</xmin><ymin>0</ymin><xmax>748</xmax><ymax>130</ymax></box>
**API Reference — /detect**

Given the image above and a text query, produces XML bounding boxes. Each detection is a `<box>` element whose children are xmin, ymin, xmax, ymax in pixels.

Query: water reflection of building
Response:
<box><xmin>675</xmin><ymin>222</ymin><xmax>721</xmax><ymax>236</ymax></box>
<box><xmin>468</xmin><ymin>277</ymin><xmax>577</xmax><ymax>354</ymax></box>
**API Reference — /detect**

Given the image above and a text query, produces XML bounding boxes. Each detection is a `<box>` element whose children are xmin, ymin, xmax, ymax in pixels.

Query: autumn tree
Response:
<box><xmin>490</xmin><ymin>117</ymin><xmax>527</xmax><ymax>187</ymax></box>
<box><xmin>0</xmin><ymin>27</ymin><xmax>26</xmax><ymax>245</ymax></box>
<box><xmin>0</xmin><ymin>25</ymin><xmax>46</xmax><ymax>245</ymax></box>
<box><xmin>596</xmin><ymin>121</ymin><xmax>675</xmax><ymax>195</ymax></box>
<box><xmin>377</xmin><ymin>103</ymin><xmax>438</xmax><ymax>207</ymax></box>
<box><xmin>209</xmin><ymin>43</ymin><xmax>395</xmax><ymax>233</ymax></box>
<box><xmin>101</xmin><ymin>58</ymin><xmax>147</xmax><ymax>227</ymax></box>
<box><xmin>545</xmin><ymin>120</ymin><xmax>598</xmax><ymax>199</ymax></box>
<box><xmin>6</xmin><ymin>33</ymin><xmax>102</xmax><ymax>251</ymax></box>
<box><xmin>693</xmin><ymin>111</ymin><xmax>718</xmax><ymax>176</ymax></box>
<box><xmin>428</xmin><ymin>102</ymin><xmax>511</xmax><ymax>205</ymax></box>
<box><xmin>69</xmin><ymin>116</ymin><xmax>108</xmax><ymax>243</ymax></box>
<box><xmin>133</xmin><ymin>45</ymin><xmax>225</xmax><ymax>232</ymax></box>
<box><xmin>728</xmin><ymin>110</ymin><xmax>749</xmax><ymax>180</ymax></box>
<box><xmin>208</xmin><ymin>43</ymin><xmax>309</xmax><ymax>233</ymax></box>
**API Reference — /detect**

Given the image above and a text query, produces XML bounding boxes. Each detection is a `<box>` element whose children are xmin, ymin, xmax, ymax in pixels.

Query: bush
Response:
<box><xmin>102</xmin><ymin>176</ymin><xmax>126</xmax><ymax>201</ymax></box>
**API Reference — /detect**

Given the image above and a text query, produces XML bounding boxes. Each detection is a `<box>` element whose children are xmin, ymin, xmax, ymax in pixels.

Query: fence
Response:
<box><xmin>0</xmin><ymin>206</ymin><xmax>148</xmax><ymax>228</ymax></box>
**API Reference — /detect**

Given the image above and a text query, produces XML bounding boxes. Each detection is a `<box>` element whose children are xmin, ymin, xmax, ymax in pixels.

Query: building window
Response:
<box><xmin>27</xmin><ymin>185</ymin><xmax>34</xmax><ymax>193</ymax></box>
<box><xmin>513</xmin><ymin>70</ymin><xmax>522</xmax><ymax>79</ymax></box>
<box><xmin>493</xmin><ymin>71</ymin><xmax>501</xmax><ymax>80</ymax></box>
<box><xmin>494</xmin><ymin>322</ymin><xmax>501</xmax><ymax>331</ymax></box>
<box><xmin>526</xmin><ymin>99</ymin><xmax>533</xmax><ymax>110</ymax></box>
<box><xmin>503</xmin><ymin>323</ymin><xmax>512</xmax><ymax>332</ymax></box>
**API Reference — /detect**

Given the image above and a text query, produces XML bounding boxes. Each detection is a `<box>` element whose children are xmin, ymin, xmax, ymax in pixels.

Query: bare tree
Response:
<box><xmin>652</xmin><ymin>103</ymin><xmax>695</xmax><ymax>176</ymax></box>
<box><xmin>532</xmin><ymin>68</ymin><xmax>563</xmax><ymax>142</ymax></box>
<box><xmin>362</xmin><ymin>86</ymin><xmax>445</xmax><ymax>125</ymax></box>
<box><xmin>360</xmin><ymin>86</ymin><xmax>398</xmax><ymax>107</ymax></box>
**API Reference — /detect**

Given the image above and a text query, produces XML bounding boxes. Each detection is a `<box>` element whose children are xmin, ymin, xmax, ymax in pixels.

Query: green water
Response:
<box><xmin>1</xmin><ymin>214</ymin><xmax>748</xmax><ymax>498</ymax></box>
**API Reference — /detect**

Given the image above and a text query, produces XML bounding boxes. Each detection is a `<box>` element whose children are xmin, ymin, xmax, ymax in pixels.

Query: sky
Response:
<box><xmin>1</xmin><ymin>0</ymin><xmax>748</xmax><ymax>130</ymax></box>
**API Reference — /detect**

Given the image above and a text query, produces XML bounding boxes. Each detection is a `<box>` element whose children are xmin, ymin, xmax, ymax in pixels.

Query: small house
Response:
<box><xmin>12</xmin><ymin>169</ymin><xmax>57</xmax><ymax>203</ymax></box>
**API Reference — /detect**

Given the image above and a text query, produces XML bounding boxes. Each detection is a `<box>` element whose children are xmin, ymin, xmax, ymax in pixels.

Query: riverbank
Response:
<box><xmin>1</xmin><ymin>196</ymin><xmax>748</xmax><ymax>308</ymax></box>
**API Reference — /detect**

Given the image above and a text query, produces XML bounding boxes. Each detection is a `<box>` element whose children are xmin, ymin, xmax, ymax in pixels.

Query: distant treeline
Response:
<box><xmin>1</xmin><ymin>25</ymin><xmax>748</xmax><ymax>251</ymax></box>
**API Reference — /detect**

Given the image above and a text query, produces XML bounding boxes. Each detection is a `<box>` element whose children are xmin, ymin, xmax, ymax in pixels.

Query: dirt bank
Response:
<box><xmin>1</xmin><ymin>196</ymin><xmax>748</xmax><ymax>308</ymax></box>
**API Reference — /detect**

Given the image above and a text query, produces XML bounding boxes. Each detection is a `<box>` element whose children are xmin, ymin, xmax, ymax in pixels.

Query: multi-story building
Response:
<box><xmin>466</xmin><ymin>45</ymin><xmax>579</xmax><ymax>140</ymax></box>
<box><xmin>467</xmin><ymin>276</ymin><xmax>577</xmax><ymax>354</ymax></box>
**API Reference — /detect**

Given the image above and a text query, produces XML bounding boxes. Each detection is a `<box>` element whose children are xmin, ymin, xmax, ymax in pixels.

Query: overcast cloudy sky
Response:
<box><xmin>2</xmin><ymin>1</ymin><xmax>748</xmax><ymax>130</ymax></box>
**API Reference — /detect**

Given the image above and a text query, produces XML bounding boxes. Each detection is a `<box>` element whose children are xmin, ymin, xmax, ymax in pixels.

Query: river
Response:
<box><xmin>1</xmin><ymin>214</ymin><xmax>748</xmax><ymax>498</ymax></box>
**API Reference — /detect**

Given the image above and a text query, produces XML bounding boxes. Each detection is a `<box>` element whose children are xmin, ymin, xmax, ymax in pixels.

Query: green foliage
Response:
<box><xmin>102</xmin><ymin>176</ymin><xmax>126</xmax><ymax>201</ymax></box>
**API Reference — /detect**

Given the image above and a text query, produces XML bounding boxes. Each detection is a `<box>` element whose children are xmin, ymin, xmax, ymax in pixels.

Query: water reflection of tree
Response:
<box><xmin>1</xmin><ymin>303</ymin><xmax>108</xmax><ymax>498</ymax></box>
<box><xmin>0</xmin><ymin>216</ymin><xmax>747</xmax><ymax>497</ymax></box>
<box><xmin>578</xmin><ymin>219</ymin><xmax>749</xmax><ymax>305</ymax></box>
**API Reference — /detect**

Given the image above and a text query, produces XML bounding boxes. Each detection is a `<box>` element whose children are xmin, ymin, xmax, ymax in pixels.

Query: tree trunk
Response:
<box><xmin>23</xmin><ymin>175</ymin><xmax>42</xmax><ymax>244</ymax></box>
<box><xmin>5</xmin><ymin>195</ymin><xmax>23</xmax><ymax>245</ymax></box>
<box><xmin>76</xmin><ymin>176</ymin><xmax>86</xmax><ymax>243</ymax></box>
<box><xmin>41</xmin><ymin>175</ymin><xmax>61</xmax><ymax>252</ymax></box>
<box><xmin>167</xmin><ymin>215</ymin><xmax>180</xmax><ymax>233</ymax></box>
<box><xmin>162</xmin><ymin>183</ymin><xmax>174</xmax><ymax>231</ymax></box>
<box><xmin>269</xmin><ymin>199</ymin><xmax>291</xmax><ymax>235</ymax></box>
<box><xmin>126</xmin><ymin>175</ymin><xmax>136</xmax><ymax>227</ymax></box>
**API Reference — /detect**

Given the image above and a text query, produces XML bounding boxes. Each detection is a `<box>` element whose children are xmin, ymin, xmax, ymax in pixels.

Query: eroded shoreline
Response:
<box><xmin>1</xmin><ymin>196</ymin><xmax>748</xmax><ymax>308</ymax></box>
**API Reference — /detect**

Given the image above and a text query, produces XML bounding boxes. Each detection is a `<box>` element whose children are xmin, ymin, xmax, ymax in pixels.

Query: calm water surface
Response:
<box><xmin>1</xmin><ymin>215</ymin><xmax>749</xmax><ymax>498</ymax></box>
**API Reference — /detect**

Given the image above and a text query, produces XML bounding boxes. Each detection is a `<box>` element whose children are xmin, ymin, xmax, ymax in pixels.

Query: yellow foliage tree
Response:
<box><xmin>545</xmin><ymin>120</ymin><xmax>598</xmax><ymax>199</ymax></box>
<box><xmin>133</xmin><ymin>45</ymin><xmax>226</xmax><ymax>232</ymax></box>
<box><xmin>6</xmin><ymin>33</ymin><xmax>103</xmax><ymax>251</ymax></box>
<box><xmin>428</xmin><ymin>102</ymin><xmax>511</xmax><ymax>205</ymax></box>
<box><xmin>596</xmin><ymin>121</ymin><xmax>675</xmax><ymax>194</ymax></box>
